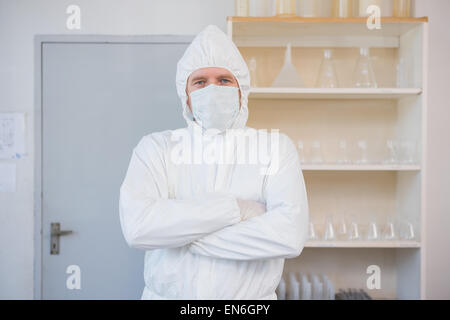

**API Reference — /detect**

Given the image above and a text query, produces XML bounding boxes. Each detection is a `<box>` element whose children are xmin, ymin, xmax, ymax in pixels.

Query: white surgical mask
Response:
<box><xmin>189</xmin><ymin>84</ymin><xmax>240</xmax><ymax>132</ymax></box>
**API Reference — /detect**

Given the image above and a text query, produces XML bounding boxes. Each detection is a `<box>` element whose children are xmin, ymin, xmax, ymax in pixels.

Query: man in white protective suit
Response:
<box><xmin>119</xmin><ymin>24</ymin><xmax>309</xmax><ymax>300</ymax></box>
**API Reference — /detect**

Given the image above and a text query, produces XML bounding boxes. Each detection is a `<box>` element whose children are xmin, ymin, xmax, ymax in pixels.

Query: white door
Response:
<box><xmin>38</xmin><ymin>36</ymin><xmax>190</xmax><ymax>299</ymax></box>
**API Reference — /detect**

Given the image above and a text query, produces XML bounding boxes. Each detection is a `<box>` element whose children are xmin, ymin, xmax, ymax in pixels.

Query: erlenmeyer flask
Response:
<box><xmin>348</xmin><ymin>220</ymin><xmax>360</xmax><ymax>240</ymax></box>
<box><xmin>337</xmin><ymin>217</ymin><xmax>348</xmax><ymax>240</ymax></box>
<box><xmin>353</xmin><ymin>47</ymin><xmax>377</xmax><ymax>88</ymax></box>
<box><xmin>337</xmin><ymin>139</ymin><xmax>350</xmax><ymax>164</ymax></box>
<box><xmin>310</xmin><ymin>140</ymin><xmax>323</xmax><ymax>164</ymax></box>
<box><xmin>272</xmin><ymin>43</ymin><xmax>305</xmax><ymax>88</ymax></box>
<box><xmin>316</xmin><ymin>49</ymin><xmax>339</xmax><ymax>88</ymax></box>
<box><xmin>297</xmin><ymin>139</ymin><xmax>307</xmax><ymax>164</ymax></box>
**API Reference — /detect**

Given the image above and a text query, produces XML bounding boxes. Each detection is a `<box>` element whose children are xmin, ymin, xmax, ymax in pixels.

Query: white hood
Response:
<box><xmin>175</xmin><ymin>25</ymin><xmax>250</xmax><ymax>132</ymax></box>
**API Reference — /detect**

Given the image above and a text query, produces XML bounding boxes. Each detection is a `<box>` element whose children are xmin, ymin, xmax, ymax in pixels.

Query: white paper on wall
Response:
<box><xmin>0</xmin><ymin>162</ymin><xmax>16</xmax><ymax>192</ymax></box>
<box><xmin>0</xmin><ymin>113</ymin><xmax>26</xmax><ymax>159</ymax></box>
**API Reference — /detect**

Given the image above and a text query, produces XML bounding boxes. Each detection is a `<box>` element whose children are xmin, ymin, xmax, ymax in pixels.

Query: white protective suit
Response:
<box><xmin>119</xmin><ymin>25</ymin><xmax>309</xmax><ymax>300</ymax></box>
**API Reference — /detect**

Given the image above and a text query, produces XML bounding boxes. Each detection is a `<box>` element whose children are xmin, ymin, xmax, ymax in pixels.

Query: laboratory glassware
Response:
<box><xmin>276</xmin><ymin>277</ymin><xmax>287</xmax><ymax>300</ymax></box>
<box><xmin>315</xmin><ymin>49</ymin><xmax>339</xmax><ymax>88</ymax></box>
<box><xmin>297</xmin><ymin>0</ymin><xmax>320</xmax><ymax>17</ymax></box>
<box><xmin>400</xmin><ymin>221</ymin><xmax>415</xmax><ymax>240</ymax></box>
<box><xmin>347</xmin><ymin>216</ymin><xmax>361</xmax><ymax>240</ymax></box>
<box><xmin>332</xmin><ymin>0</ymin><xmax>353</xmax><ymax>18</ymax></box>
<box><xmin>353</xmin><ymin>47</ymin><xmax>377</xmax><ymax>88</ymax></box>
<box><xmin>297</xmin><ymin>139</ymin><xmax>307</xmax><ymax>163</ymax></box>
<box><xmin>336</xmin><ymin>216</ymin><xmax>348</xmax><ymax>240</ymax></box>
<box><xmin>300</xmin><ymin>274</ymin><xmax>312</xmax><ymax>300</ymax></box>
<box><xmin>311</xmin><ymin>274</ymin><xmax>324</xmax><ymax>300</ymax></box>
<box><xmin>287</xmin><ymin>272</ymin><xmax>300</xmax><ymax>300</ymax></box>
<box><xmin>309</xmin><ymin>222</ymin><xmax>318</xmax><ymax>240</ymax></box>
<box><xmin>272</xmin><ymin>43</ymin><xmax>305</xmax><ymax>87</ymax></box>
<box><xmin>400</xmin><ymin>139</ymin><xmax>417</xmax><ymax>164</ymax></box>
<box><xmin>393</xmin><ymin>0</ymin><xmax>411</xmax><ymax>17</ymax></box>
<box><xmin>356</xmin><ymin>140</ymin><xmax>369</xmax><ymax>164</ymax></box>
<box><xmin>366</xmin><ymin>220</ymin><xmax>379</xmax><ymax>241</ymax></box>
<box><xmin>358</xmin><ymin>0</ymin><xmax>380</xmax><ymax>17</ymax></box>
<box><xmin>276</xmin><ymin>0</ymin><xmax>296</xmax><ymax>16</ymax></box>
<box><xmin>324</xmin><ymin>216</ymin><xmax>336</xmax><ymax>241</ymax></box>
<box><xmin>382</xmin><ymin>217</ymin><xmax>397</xmax><ymax>240</ymax></box>
<box><xmin>310</xmin><ymin>140</ymin><xmax>323</xmax><ymax>164</ymax></box>
<box><xmin>235</xmin><ymin>0</ymin><xmax>250</xmax><ymax>16</ymax></box>
<box><xmin>385</xmin><ymin>139</ymin><xmax>399</xmax><ymax>164</ymax></box>
<box><xmin>337</xmin><ymin>139</ymin><xmax>350</xmax><ymax>164</ymax></box>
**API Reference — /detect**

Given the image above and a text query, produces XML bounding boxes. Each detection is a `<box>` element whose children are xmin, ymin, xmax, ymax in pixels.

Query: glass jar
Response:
<box><xmin>332</xmin><ymin>0</ymin><xmax>353</xmax><ymax>18</ymax></box>
<box><xmin>393</xmin><ymin>0</ymin><xmax>411</xmax><ymax>17</ymax></box>
<box><xmin>235</xmin><ymin>0</ymin><xmax>250</xmax><ymax>16</ymax></box>
<box><xmin>276</xmin><ymin>0</ymin><xmax>296</xmax><ymax>17</ymax></box>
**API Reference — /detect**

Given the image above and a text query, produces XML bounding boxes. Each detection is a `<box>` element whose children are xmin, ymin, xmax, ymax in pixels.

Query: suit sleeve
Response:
<box><xmin>187</xmin><ymin>134</ymin><xmax>309</xmax><ymax>260</ymax></box>
<box><xmin>119</xmin><ymin>134</ymin><xmax>241</xmax><ymax>250</ymax></box>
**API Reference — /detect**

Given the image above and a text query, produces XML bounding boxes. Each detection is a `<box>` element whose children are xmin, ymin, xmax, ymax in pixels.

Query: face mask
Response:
<box><xmin>189</xmin><ymin>84</ymin><xmax>240</xmax><ymax>132</ymax></box>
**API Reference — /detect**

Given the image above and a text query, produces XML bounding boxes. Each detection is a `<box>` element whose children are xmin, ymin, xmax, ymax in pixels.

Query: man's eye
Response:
<box><xmin>220</xmin><ymin>79</ymin><xmax>231</xmax><ymax>84</ymax></box>
<box><xmin>194</xmin><ymin>80</ymin><xmax>205</xmax><ymax>85</ymax></box>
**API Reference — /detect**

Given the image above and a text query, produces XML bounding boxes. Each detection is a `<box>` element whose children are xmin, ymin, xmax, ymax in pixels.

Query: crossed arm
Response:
<box><xmin>119</xmin><ymin>133</ymin><xmax>309</xmax><ymax>260</ymax></box>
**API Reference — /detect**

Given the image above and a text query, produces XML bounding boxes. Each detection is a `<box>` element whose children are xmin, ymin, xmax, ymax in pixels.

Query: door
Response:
<box><xmin>39</xmin><ymin>37</ymin><xmax>190</xmax><ymax>299</ymax></box>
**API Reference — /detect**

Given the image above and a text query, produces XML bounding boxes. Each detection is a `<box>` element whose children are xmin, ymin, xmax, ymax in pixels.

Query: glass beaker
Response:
<box><xmin>366</xmin><ymin>221</ymin><xmax>379</xmax><ymax>241</ymax></box>
<box><xmin>316</xmin><ymin>49</ymin><xmax>339</xmax><ymax>88</ymax></box>
<box><xmin>298</xmin><ymin>139</ymin><xmax>307</xmax><ymax>164</ymax></box>
<box><xmin>382</xmin><ymin>217</ymin><xmax>397</xmax><ymax>240</ymax></box>
<box><xmin>336</xmin><ymin>216</ymin><xmax>348</xmax><ymax>240</ymax></box>
<box><xmin>311</xmin><ymin>140</ymin><xmax>323</xmax><ymax>164</ymax></box>
<box><xmin>353</xmin><ymin>47</ymin><xmax>377</xmax><ymax>88</ymax></box>
<box><xmin>332</xmin><ymin>0</ymin><xmax>353</xmax><ymax>18</ymax></box>
<box><xmin>276</xmin><ymin>0</ymin><xmax>296</xmax><ymax>16</ymax></box>
<box><xmin>393</xmin><ymin>0</ymin><xmax>411</xmax><ymax>18</ymax></box>
<box><xmin>297</xmin><ymin>0</ymin><xmax>320</xmax><ymax>17</ymax></box>
<box><xmin>337</xmin><ymin>139</ymin><xmax>350</xmax><ymax>164</ymax></box>
<box><xmin>308</xmin><ymin>222</ymin><xmax>318</xmax><ymax>240</ymax></box>
<box><xmin>400</xmin><ymin>221</ymin><xmax>415</xmax><ymax>240</ymax></box>
<box><xmin>356</xmin><ymin>140</ymin><xmax>369</xmax><ymax>164</ymax></box>
<box><xmin>235</xmin><ymin>0</ymin><xmax>250</xmax><ymax>16</ymax></box>
<box><xmin>385</xmin><ymin>139</ymin><xmax>399</xmax><ymax>164</ymax></box>
<box><xmin>323</xmin><ymin>216</ymin><xmax>336</xmax><ymax>241</ymax></box>
<box><xmin>358</xmin><ymin>0</ymin><xmax>380</xmax><ymax>17</ymax></box>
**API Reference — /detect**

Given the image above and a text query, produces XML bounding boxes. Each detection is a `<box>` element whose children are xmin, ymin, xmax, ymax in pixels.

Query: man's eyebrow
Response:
<box><xmin>189</xmin><ymin>75</ymin><xmax>207</xmax><ymax>83</ymax></box>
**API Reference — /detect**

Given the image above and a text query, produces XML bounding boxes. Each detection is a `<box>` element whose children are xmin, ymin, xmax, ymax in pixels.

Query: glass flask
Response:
<box><xmin>356</xmin><ymin>140</ymin><xmax>369</xmax><ymax>164</ymax></box>
<box><xmin>400</xmin><ymin>221</ymin><xmax>415</xmax><ymax>240</ymax></box>
<box><xmin>347</xmin><ymin>215</ymin><xmax>361</xmax><ymax>241</ymax></box>
<box><xmin>276</xmin><ymin>0</ymin><xmax>296</xmax><ymax>16</ymax></box>
<box><xmin>310</xmin><ymin>140</ymin><xmax>323</xmax><ymax>164</ymax></box>
<box><xmin>393</xmin><ymin>0</ymin><xmax>411</xmax><ymax>18</ymax></box>
<box><xmin>235</xmin><ymin>0</ymin><xmax>250</xmax><ymax>16</ymax></box>
<box><xmin>316</xmin><ymin>49</ymin><xmax>339</xmax><ymax>88</ymax></box>
<box><xmin>297</xmin><ymin>140</ymin><xmax>307</xmax><ymax>164</ymax></box>
<box><xmin>337</xmin><ymin>139</ymin><xmax>350</xmax><ymax>164</ymax></box>
<box><xmin>358</xmin><ymin>0</ymin><xmax>380</xmax><ymax>17</ymax></box>
<box><xmin>400</xmin><ymin>139</ymin><xmax>417</xmax><ymax>164</ymax></box>
<box><xmin>332</xmin><ymin>0</ymin><xmax>353</xmax><ymax>18</ymax></box>
<box><xmin>353</xmin><ymin>47</ymin><xmax>377</xmax><ymax>88</ymax></box>
<box><xmin>297</xmin><ymin>0</ymin><xmax>320</xmax><ymax>17</ymax></box>
<box><xmin>336</xmin><ymin>217</ymin><xmax>348</xmax><ymax>240</ymax></box>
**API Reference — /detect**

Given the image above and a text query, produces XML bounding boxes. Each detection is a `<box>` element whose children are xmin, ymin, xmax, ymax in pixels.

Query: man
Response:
<box><xmin>119</xmin><ymin>25</ymin><xmax>309</xmax><ymax>300</ymax></box>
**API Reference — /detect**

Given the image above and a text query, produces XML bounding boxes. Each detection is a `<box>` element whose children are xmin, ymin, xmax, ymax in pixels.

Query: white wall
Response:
<box><xmin>414</xmin><ymin>0</ymin><xmax>450</xmax><ymax>299</ymax></box>
<box><xmin>0</xmin><ymin>0</ymin><xmax>449</xmax><ymax>299</ymax></box>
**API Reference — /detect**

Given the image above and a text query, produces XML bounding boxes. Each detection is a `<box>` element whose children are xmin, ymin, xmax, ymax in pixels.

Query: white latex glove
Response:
<box><xmin>236</xmin><ymin>199</ymin><xmax>267</xmax><ymax>221</ymax></box>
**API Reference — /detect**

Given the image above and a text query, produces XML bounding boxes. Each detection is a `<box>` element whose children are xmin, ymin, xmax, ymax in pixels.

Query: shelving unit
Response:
<box><xmin>228</xmin><ymin>16</ymin><xmax>428</xmax><ymax>300</ymax></box>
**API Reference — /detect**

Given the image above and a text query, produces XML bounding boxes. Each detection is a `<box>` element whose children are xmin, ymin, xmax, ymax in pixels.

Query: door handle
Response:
<box><xmin>50</xmin><ymin>222</ymin><xmax>73</xmax><ymax>255</ymax></box>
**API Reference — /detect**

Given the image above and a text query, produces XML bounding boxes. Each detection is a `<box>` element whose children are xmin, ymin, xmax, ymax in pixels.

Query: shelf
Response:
<box><xmin>249</xmin><ymin>88</ymin><xmax>422</xmax><ymax>100</ymax></box>
<box><xmin>305</xmin><ymin>240</ymin><xmax>421</xmax><ymax>248</ymax></box>
<box><xmin>300</xmin><ymin>164</ymin><xmax>421</xmax><ymax>171</ymax></box>
<box><xmin>228</xmin><ymin>16</ymin><xmax>428</xmax><ymax>48</ymax></box>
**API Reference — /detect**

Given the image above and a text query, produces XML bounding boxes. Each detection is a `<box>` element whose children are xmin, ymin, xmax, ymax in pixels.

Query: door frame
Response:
<box><xmin>33</xmin><ymin>34</ymin><xmax>193</xmax><ymax>299</ymax></box>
